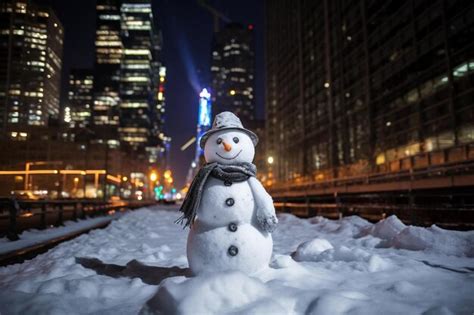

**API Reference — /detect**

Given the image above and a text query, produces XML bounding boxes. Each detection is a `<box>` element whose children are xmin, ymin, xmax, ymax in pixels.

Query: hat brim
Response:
<box><xmin>199</xmin><ymin>127</ymin><xmax>259</xmax><ymax>148</ymax></box>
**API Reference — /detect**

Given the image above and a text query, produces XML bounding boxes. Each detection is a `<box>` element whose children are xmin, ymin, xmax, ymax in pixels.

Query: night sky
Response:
<box><xmin>46</xmin><ymin>0</ymin><xmax>264</xmax><ymax>188</ymax></box>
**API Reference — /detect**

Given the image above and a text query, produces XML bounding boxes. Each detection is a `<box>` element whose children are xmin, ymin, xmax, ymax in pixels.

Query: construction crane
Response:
<box><xmin>197</xmin><ymin>0</ymin><xmax>231</xmax><ymax>33</ymax></box>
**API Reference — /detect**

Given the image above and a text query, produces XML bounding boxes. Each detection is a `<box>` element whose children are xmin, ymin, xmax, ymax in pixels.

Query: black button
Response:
<box><xmin>228</xmin><ymin>245</ymin><xmax>238</xmax><ymax>256</ymax></box>
<box><xmin>225</xmin><ymin>198</ymin><xmax>234</xmax><ymax>206</ymax></box>
<box><xmin>224</xmin><ymin>180</ymin><xmax>232</xmax><ymax>186</ymax></box>
<box><xmin>228</xmin><ymin>223</ymin><xmax>238</xmax><ymax>232</ymax></box>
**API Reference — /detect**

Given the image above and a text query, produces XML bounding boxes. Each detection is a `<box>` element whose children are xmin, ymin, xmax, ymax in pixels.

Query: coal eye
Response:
<box><xmin>233</xmin><ymin>137</ymin><xmax>239</xmax><ymax>143</ymax></box>
<box><xmin>216</xmin><ymin>138</ymin><xmax>222</xmax><ymax>144</ymax></box>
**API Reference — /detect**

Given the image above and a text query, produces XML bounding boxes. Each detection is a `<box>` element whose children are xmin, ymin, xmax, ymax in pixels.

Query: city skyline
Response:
<box><xmin>48</xmin><ymin>0</ymin><xmax>264</xmax><ymax>187</ymax></box>
<box><xmin>1</xmin><ymin>0</ymin><xmax>471</xmax><ymax>198</ymax></box>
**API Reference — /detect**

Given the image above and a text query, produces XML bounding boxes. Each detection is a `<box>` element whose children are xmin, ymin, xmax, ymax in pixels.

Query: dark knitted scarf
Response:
<box><xmin>176</xmin><ymin>162</ymin><xmax>257</xmax><ymax>228</ymax></box>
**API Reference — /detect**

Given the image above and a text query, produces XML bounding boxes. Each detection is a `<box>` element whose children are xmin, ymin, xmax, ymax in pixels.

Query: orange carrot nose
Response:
<box><xmin>222</xmin><ymin>141</ymin><xmax>232</xmax><ymax>152</ymax></box>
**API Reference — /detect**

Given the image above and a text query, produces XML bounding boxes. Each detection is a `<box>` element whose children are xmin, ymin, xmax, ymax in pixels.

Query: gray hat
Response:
<box><xmin>200</xmin><ymin>111</ymin><xmax>259</xmax><ymax>148</ymax></box>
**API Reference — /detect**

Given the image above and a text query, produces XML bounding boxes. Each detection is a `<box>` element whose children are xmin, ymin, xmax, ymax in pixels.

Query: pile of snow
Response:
<box><xmin>363</xmin><ymin>215</ymin><xmax>474</xmax><ymax>257</ymax></box>
<box><xmin>144</xmin><ymin>271</ymin><xmax>285</xmax><ymax>314</ymax></box>
<box><xmin>1</xmin><ymin>208</ymin><xmax>473</xmax><ymax>314</ymax></box>
<box><xmin>292</xmin><ymin>238</ymin><xmax>333</xmax><ymax>261</ymax></box>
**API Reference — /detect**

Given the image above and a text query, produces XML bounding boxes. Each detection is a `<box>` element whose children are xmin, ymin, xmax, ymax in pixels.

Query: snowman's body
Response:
<box><xmin>187</xmin><ymin>177</ymin><xmax>273</xmax><ymax>274</ymax></box>
<box><xmin>182</xmin><ymin>112</ymin><xmax>278</xmax><ymax>276</ymax></box>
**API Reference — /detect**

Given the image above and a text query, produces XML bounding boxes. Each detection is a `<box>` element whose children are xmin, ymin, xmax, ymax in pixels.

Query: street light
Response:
<box><xmin>149</xmin><ymin>171</ymin><xmax>158</xmax><ymax>182</ymax></box>
<box><xmin>267</xmin><ymin>156</ymin><xmax>274</xmax><ymax>164</ymax></box>
<box><xmin>73</xmin><ymin>177</ymin><xmax>80</xmax><ymax>197</ymax></box>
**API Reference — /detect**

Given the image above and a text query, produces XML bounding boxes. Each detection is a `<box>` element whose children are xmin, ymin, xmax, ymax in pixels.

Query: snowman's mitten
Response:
<box><xmin>256</xmin><ymin>211</ymin><xmax>278</xmax><ymax>233</ymax></box>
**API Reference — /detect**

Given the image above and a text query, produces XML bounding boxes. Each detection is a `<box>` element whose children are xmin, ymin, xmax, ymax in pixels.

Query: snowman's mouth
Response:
<box><xmin>216</xmin><ymin>150</ymin><xmax>242</xmax><ymax>160</ymax></box>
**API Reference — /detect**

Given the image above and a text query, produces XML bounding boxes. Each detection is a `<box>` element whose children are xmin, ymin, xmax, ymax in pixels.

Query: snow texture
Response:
<box><xmin>0</xmin><ymin>213</ymin><xmax>122</xmax><ymax>255</ymax></box>
<box><xmin>0</xmin><ymin>207</ymin><xmax>473</xmax><ymax>314</ymax></box>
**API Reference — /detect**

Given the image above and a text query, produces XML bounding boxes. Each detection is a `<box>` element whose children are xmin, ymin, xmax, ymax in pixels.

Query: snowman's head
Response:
<box><xmin>204</xmin><ymin>129</ymin><xmax>255</xmax><ymax>164</ymax></box>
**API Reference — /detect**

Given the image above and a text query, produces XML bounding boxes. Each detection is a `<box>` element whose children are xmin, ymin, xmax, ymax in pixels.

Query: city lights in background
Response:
<box><xmin>0</xmin><ymin>1</ymin><xmax>168</xmax><ymax>203</ymax></box>
<box><xmin>149</xmin><ymin>171</ymin><xmax>158</xmax><ymax>182</ymax></box>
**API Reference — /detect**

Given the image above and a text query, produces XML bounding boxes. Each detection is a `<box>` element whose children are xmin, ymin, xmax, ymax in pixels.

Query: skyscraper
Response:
<box><xmin>92</xmin><ymin>0</ymin><xmax>168</xmax><ymax>161</ymax></box>
<box><xmin>0</xmin><ymin>0</ymin><xmax>63</xmax><ymax>131</ymax></box>
<box><xmin>265</xmin><ymin>0</ymin><xmax>474</xmax><ymax>182</ymax></box>
<box><xmin>65</xmin><ymin>69</ymin><xmax>94</xmax><ymax>128</ymax></box>
<box><xmin>120</xmin><ymin>0</ymin><xmax>167</xmax><ymax>163</ymax></box>
<box><xmin>210</xmin><ymin>23</ymin><xmax>255</xmax><ymax>125</ymax></box>
<box><xmin>93</xmin><ymin>0</ymin><xmax>122</xmax><ymax>145</ymax></box>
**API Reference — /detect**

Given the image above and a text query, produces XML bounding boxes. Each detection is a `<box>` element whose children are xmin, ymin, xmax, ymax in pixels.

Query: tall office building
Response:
<box><xmin>265</xmin><ymin>0</ymin><xmax>474</xmax><ymax>182</ymax></box>
<box><xmin>93</xmin><ymin>0</ymin><xmax>122</xmax><ymax>142</ymax></box>
<box><xmin>120</xmin><ymin>0</ymin><xmax>167</xmax><ymax>163</ymax></box>
<box><xmin>0</xmin><ymin>0</ymin><xmax>63</xmax><ymax>132</ymax></box>
<box><xmin>91</xmin><ymin>0</ymin><xmax>168</xmax><ymax>162</ymax></box>
<box><xmin>210</xmin><ymin>23</ymin><xmax>255</xmax><ymax>125</ymax></box>
<box><xmin>65</xmin><ymin>69</ymin><xmax>94</xmax><ymax>128</ymax></box>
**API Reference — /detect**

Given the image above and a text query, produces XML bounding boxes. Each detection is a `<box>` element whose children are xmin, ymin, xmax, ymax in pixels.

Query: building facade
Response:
<box><xmin>65</xmin><ymin>69</ymin><xmax>94</xmax><ymax>128</ymax></box>
<box><xmin>91</xmin><ymin>0</ymin><xmax>169</xmax><ymax>163</ymax></box>
<box><xmin>0</xmin><ymin>0</ymin><xmax>63</xmax><ymax>131</ymax></box>
<box><xmin>120</xmin><ymin>0</ymin><xmax>167</xmax><ymax>163</ymax></box>
<box><xmin>93</xmin><ymin>0</ymin><xmax>122</xmax><ymax>140</ymax></box>
<box><xmin>265</xmin><ymin>0</ymin><xmax>474</xmax><ymax>182</ymax></box>
<box><xmin>211</xmin><ymin>23</ymin><xmax>255</xmax><ymax>125</ymax></box>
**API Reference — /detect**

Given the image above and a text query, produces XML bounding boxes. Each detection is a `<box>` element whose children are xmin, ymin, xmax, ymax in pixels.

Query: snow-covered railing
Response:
<box><xmin>0</xmin><ymin>199</ymin><xmax>155</xmax><ymax>241</ymax></box>
<box><xmin>273</xmin><ymin>191</ymin><xmax>474</xmax><ymax>229</ymax></box>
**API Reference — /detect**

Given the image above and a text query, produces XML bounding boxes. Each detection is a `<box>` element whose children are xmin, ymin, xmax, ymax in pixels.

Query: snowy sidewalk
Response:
<box><xmin>0</xmin><ymin>206</ymin><xmax>473</xmax><ymax>314</ymax></box>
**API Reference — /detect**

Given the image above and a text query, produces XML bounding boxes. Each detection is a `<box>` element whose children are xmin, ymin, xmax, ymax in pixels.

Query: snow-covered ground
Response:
<box><xmin>0</xmin><ymin>206</ymin><xmax>473</xmax><ymax>314</ymax></box>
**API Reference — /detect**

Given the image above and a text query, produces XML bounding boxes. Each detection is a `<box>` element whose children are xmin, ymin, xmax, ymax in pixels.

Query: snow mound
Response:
<box><xmin>367</xmin><ymin>216</ymin><xmax>474</xmax><ymax>257</ymax></box>
<box><xmin>367</xmin><ymin>215</ymin><xmax>406</xmax><ymax>240</ymax></box>
<box><xmin>391</xmin><ymin>225</ymin><xmax>474</xmax><ymax>257</ymax></box>
<box><xmin>319</xmin><ymin>246</ymin><xmax>392</xmax><ymax>272</ymax></box>
<box><xmin>291</xmin><ymin>237</ymin><xmax>392</xmax><ymax>272</ymax></box>
<box><xmin>292</xmin><ymin>238</ymin><xmax>333</xmax><ymax>262</ymax></box>
<box><xmin>143</xmin><ymin>271</ymin><xmax>285</xmax><ymax>314</ymax></box>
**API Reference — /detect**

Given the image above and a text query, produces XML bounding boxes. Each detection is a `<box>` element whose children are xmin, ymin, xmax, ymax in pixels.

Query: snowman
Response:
<box><xmin>177</xmin><ymin>111</ymin><xmax>278</xmax><ymax>275</ymax></box>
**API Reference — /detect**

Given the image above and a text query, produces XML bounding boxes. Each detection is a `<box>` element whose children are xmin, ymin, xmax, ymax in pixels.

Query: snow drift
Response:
<box><xmin>363</xmin><ymin>215</ymin><xmax>474</xmax><ymax>257</ymax></box>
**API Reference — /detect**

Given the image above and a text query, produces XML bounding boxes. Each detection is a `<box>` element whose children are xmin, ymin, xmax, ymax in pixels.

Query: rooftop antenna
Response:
<box><xmin>197</xmin><ymin>0</ymin><xmax>231</xmax><ymax>33</ymax></box>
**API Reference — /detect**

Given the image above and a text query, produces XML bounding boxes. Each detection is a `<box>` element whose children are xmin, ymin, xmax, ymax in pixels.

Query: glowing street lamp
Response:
<box><xmin>267</xmin><ymin>156</ymin><xmax>274</xmax><ymax>165</ymax></box>
<box><xmin>149</xmin><ymin>171</ymin><xmax>158</xmax><ymax>182</ymax></box>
